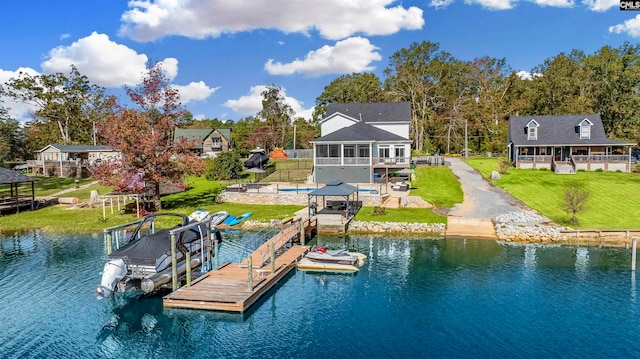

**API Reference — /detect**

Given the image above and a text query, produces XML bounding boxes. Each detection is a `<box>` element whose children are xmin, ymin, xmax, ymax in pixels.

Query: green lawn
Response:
<box><xmin>410</xmin><ymin>165</ymin><xmax>464</xmax><ymax>208</ymax></box>
<box><xmin>465</xmin><ymin>157</ymin><xmax>640</xmax><ymax>228</ymax></box>
<box><xmin>0</xmin><ymin>176</ymin><xmax>100</xmax><ymax>197</ymax></box>
<box><xmin>354</xmin><ymin>206</ymin><xmax>446</xmax><ymax>223</ymax></box>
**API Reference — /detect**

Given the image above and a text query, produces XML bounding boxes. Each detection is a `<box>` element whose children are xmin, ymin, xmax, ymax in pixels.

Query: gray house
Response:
<box><xmin>508</xmin><ymin>114</ymin><xmax>634</xmax><ymax>173</ymax></box>
<box><xmin>312</xmin><ymin>102</ymin><xmax>412</xmax><ymax>183</ymax></box>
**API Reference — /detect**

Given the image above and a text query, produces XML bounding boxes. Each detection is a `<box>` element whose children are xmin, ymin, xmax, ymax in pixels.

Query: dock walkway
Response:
<box><xmin>163</xmin><ymin>218</ymin><xmax>314</xmax><ymax>312</ymax></box>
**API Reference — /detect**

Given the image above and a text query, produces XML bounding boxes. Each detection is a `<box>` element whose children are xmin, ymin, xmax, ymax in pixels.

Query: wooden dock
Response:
<box><xmin>163</xmin><ymin>218</ymin><xmax>315</xmax><ymax>312</ymax></box>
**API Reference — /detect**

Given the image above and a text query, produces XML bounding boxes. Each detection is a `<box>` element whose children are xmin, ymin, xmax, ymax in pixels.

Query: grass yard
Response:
<box><xmin>410</xmin><ymin>165</ymin><xmax>463</xmax><ymax>208</ymax></box>
<box><xmin>355</xmin><ymin>206</ymin><xmax>446</xmax><ymax>224</ymax></box>
<box><xmin>465</xmin><ymin>157</ymin><xmax>640</xmax><ymax>229</ymax></box>
<box><xmin>0</xmin><ymin>176</ymin><xmax>99</xmax><ymax>197</ymax></box>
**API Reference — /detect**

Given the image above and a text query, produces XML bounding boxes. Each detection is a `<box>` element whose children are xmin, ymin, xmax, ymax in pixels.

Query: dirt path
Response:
<box><xmin>47</xmin><ymin>180</ymin><xmax>100</xmax><ymax>197</ymax></box>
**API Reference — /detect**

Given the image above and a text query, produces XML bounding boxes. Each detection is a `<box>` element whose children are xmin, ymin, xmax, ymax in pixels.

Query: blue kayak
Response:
<box><xmin>227</xmin><ymin>212</ymin><xmax>252</xmax><ymax>226</ymax></box>
<box><xmin>224</xmin><ymin>215</ymin><xmax>236</xmax><ymax>225</ymax></box>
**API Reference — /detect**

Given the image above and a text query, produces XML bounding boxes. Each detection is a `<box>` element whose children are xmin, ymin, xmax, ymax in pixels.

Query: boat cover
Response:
<box><xmin>244</xmin><ymin>151</ymin><xmax>269</xmax><ymax>169</ymax></box>
<box><xmin>108</xmin><ymin>224</ymin><xmax>209</xmax><ymax>272</ymax></box>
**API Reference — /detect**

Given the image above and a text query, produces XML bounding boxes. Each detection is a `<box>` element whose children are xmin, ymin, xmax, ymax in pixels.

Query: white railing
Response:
<box><xmin>315</xmin><ymin>156</ymin><xmax>412</xmax><ymax>166</ymax></box>
<box><xmin>518</xmin><ymin>155</ymin><xmax>552</xmax><ymax>163</ymax></box>
<box><xmin>572</xmin><ymin>155</ymin><xmax>628</xmax><ymax>162</ymax></box>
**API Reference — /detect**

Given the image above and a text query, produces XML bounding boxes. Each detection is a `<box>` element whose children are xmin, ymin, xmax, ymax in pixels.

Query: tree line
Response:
<box><xmin>2</xmin><ymin>40</ymin><xmax>640</xmax><ymax>164</ymax></box>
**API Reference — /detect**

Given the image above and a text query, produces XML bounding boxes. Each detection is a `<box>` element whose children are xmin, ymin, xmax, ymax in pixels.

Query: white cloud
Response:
<box><xmin>582</xmin><ymin>0</ymin><xmax>619</xmax><ymax>11</ymax></box>
<box><xmin>444</xmin><ymin>0</ymin><xmax>577</xmax><ymax>9</ymax></box>
<box><xmin>265</xmin><ymin>37</ymin><xmax>381</xmax><ymax>77</ymax></box>
<box><xmin>174</xmin><ymin>81</ymin><xmax>219</xmax><ymax>104</ymax></box>
<box><xmin>120</xmin><ymin>0</ymin><xmax>424</xmax><ymax>41</ymax></box>
<box><xmin>609</xmin><ymin>15</ymin><xmax>640</xmax><ymax>37</ymax></box>
<box><xmin>464</xmin><ymin>0</ymin><xmax>515</xmax><ymax>10</ymax></box>
<box><xmin>0</xmin><ymin>67</ymin><xmax>41</xmax><ymax>121</ymax></box>
<box><xmin>516</xmin><ymin>70</ymin><xmax>542</xmax><ymax>80</ymax></box>
<box><xmin>430</xmin><ymin>0</ymin><xmax>456</xmax><ymax>8</ymax></box>
<box><xmin>41</xmin><ymin>32</ymin><xmax>153</xmax><ymax>87</ymax></box>
<box><xmin>531</xmin><ymin>0</ymin><xmax>574</xmax><ymax>6</ymax></box>
<box><xmin>224</xmin><ymin>85</ymin><xmax>313</xmax><ymax>120</ymax></box>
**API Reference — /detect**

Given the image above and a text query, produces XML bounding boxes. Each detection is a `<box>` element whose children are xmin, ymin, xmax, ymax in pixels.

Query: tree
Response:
<box><xmin>95</xmin><ymin>64</ymin><xmax>205</xmax><ymax>210</ymax></box>
<box><xmin>561</xmin><ymin>181</ymin><xmax>589</xmax><ymax>226</ymax></box>
<box><xmin>257</xmin><ymin>85</ymin><xmax>294</xmax><ymax>149</ymax></box>
<box><xmin>0</xmin><ymin>103</ymin><xmax>26</xmax><ymax>161</ymax></box>
<box><xmin>1</xmin><ymin>65</ymin><xmax>111</xmax><ymax>147</ymax></box>
<box><xmin>245</xmin><ymin>125</ymin><xmax>277</xmax><ymax>151</ymax></box>
<box><xmin>313</xmin><ymin>72</ymin><xmax>386</xmax><ymax>122</ymax></box>
<box><xmin>204</xmin><ymin>151</ymin><xmax>243</xmax><ymax>180</ymax></box>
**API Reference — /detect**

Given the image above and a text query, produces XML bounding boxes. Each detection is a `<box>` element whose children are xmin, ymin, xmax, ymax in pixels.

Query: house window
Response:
<box><xmin>378</xmin><ymin>146</ymin><xmax>390</xmax><ymax>159</ymax></box>
<box><xmin>344</xmin><ymin>145</ymin><xmax>355</xmax><ymax>158</ymax></box>
<box><xmin>580</xmin><ymin>124</ymin><xmax>590</xmax><ymax>139</ymax></box>
<box><xmin>528</xmin><ymin>126</ymin><xmax>537</xmax><ymax>140</ymax></box>
<box><xmin>358</xmin><ymin>145</ymin><xmax>369</xmax><ymax>158</ymax></box>
<box><xmin>526</xmin><ymin>119</ymin><xmax>539</xmax><ymax>141</ymax></box>
<box><xmin>316</xmin><ymin>145</ymin><xmax>328</xmax><ymax>157</ymax></box>
<box><xmin>329</xmin><ymin>144</ymin><xmax>340</xmax><ymax>157</ymax></box>
<box><xmin>395</xmin><ymin>147</ymin><xmax>406</xmax><ymax>163</ymax></box>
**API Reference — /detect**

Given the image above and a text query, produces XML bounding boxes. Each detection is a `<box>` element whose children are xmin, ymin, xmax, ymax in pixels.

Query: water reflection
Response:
<box><xmin>2</xmin><ymin>231</ymin><xmax>640</xmax><ymax>358</ymax></box>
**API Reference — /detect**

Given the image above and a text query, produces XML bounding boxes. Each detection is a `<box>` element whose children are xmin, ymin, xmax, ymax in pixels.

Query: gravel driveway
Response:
<box><xmin>446</xmin><ymin>158</ymin><xmax>549</xmax><ymax>222</ymax></box>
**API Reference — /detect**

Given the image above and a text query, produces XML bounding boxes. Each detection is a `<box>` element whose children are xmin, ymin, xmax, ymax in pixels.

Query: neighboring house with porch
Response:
<box><xmin>27</xmin><ymin>145</ymin><xmax>121</xmax><ymax>177</ymax></box>
<box><xmin>311</xmin><ymin>102</ymin><xmax>412</xmax><ymax>184</ymax></box>
<box><xmin>507</xmin><ymin>114</ymin><xmax>634</xmax><ymax>173</ymax></box>
<box><xmin>174</xmin><ymin>128</ymin><xmax>232</xmax><ymax>158</ymax></box>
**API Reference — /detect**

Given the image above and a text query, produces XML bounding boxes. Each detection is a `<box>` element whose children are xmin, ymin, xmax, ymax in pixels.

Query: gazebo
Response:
<box><xmin>0</xmin><ymin>167</ymin><xmax>37</xmax><ymax>213</ymax></box>
<box><xmin>307</xmin><ymin>180</ymin><xmax>360</xmax><ymax>219</ymax></box>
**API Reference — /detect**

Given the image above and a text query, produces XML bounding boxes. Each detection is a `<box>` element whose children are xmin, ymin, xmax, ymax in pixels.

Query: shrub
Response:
<box><xmin>497</xmin><ymin>159</ymin><xmax>511</xmax><ymax>174</ymax></box>
<box><xmin>595</xmin><ymin>168</ymin><xmax>604</xmax><ymax>172</ymax></box>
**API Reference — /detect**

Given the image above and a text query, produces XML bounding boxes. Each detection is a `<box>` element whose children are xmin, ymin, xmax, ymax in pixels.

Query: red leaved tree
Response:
<box><xmin>94</xmin><ymin>64</ymin><xmax>204</xmax><ymax>210</ymax></box>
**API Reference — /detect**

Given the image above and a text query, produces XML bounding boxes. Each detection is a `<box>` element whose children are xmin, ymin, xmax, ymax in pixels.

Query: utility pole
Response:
<box><xmin>464</xmin><ymin>119</ymin><xmax>468</xmax><ymax>159</ymax></box>
<box><xmin>293</xmin><ymin>124</ymin><xmax>297</xmax><ymax>152</ymax></box>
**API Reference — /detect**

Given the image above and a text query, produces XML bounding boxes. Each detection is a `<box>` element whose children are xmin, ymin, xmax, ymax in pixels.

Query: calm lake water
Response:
<box><xmin>1</xmin><ymin>230</ymin><xmax>639</xmax><ymax>358</ymax></box>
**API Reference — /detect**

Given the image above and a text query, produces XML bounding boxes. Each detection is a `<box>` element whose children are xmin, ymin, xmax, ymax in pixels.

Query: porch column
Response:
<box><xmin>341</xmin><ymin>144</ymin><xmax>344</xmax><ymax>165</ymax></box>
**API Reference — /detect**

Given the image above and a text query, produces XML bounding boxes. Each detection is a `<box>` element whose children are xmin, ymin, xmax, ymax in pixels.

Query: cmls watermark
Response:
<box><xmin>621</xmin><ymin>0</ymin><xmax>640</xmax><ymax>10</ymax></box>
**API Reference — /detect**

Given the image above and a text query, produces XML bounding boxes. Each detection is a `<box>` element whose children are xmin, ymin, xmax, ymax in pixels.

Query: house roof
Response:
<box><xmin>215</xmin><ymin>128</ymin><xmax>231</xmax><ymax>141</ymax></box>
<box><xmin>325</xmin><ymin>102</ymin><xmax>411</xmax><ymax>123</ymax></box>
<box><xmin>508</xmin><ymin>114</ymin><xmax>634</xmax><ymax>146</ymax></box>
<box><xmin>312</xmin><ymin>122</ymin><xmax>410</xmax><ymax>143</ymax></box>
<box><xmin>38</xmin><ymin>145</ymin><xmax>114</xmax><ymax>153</ymax></box>
<box><xmin>308</xmin><ymin>180</ymin><xmax>357</xmax><ymax>197</ymax></box>
<box><xmin>174</xmin><ymin>129</ymin><xmax>214</xmax><ymax>148</ymax></box>
<box><xmin>0</xmin><ymin>167</ymin><xmax>36</xmax><ymax>184</ymax></box>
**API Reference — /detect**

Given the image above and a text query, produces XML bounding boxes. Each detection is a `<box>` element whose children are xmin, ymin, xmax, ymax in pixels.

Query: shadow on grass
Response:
<box><xmin>162</xmin><ymin>187</ymin><xmax>222</xmax><ymax>209</ymax></box>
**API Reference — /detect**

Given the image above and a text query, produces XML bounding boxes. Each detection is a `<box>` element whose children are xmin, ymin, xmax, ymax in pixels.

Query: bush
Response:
<box><xmin>595</xmin><ymin>168</ymin><xmax>604</xmax><ymax>172</ymax></box>
<box><xmin>497</xmin><ymin>159</ymin><xmax>511</xmax><ymax>174</ymax></box>
<box><xmin>204</xmin><ymin>152</ymin><xmax>244</xmax><ymax>180</ymax></box>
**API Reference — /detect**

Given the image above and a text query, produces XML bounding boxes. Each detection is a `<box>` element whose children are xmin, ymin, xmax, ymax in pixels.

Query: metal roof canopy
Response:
<box><xmin>0</xmin><ymin>167</ymin><xmax>37</xmax><ymax>213</ymax></box>
<box><xmin>307</xmin><ymin>180</ymin><xmax>359</xmax><ymax>218</ymax></box>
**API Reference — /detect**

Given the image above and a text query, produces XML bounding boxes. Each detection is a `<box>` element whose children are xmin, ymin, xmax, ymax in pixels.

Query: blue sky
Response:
<box><xmin>1</xmin><ymin>0</ymin><xmax>638</xmax><ymax>123</ymax></box>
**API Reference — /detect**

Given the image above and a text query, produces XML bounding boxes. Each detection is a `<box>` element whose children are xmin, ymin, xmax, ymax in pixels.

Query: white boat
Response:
<box><xmin>304</xmin><ymin>247</ymin><xmax>367</xmax><ymax>266</ymax></box>
<box><xmin>95</xmin><ymin>210</ymin><xmax>227</xmax><ymax>299</ymax></box>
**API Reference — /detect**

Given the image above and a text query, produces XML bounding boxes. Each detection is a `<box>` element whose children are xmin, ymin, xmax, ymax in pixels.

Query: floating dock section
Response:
<box><xmin>163</xmin><ymin>217</ymin><xmax>316</xmax><ymax>312</ymax></box>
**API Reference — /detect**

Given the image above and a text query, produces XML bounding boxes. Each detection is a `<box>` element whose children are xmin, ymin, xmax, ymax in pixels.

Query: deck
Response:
<box><xmin>163</xmin><ymin>218</ymin><xmax>315</xmax><ymax>312</ymax></box>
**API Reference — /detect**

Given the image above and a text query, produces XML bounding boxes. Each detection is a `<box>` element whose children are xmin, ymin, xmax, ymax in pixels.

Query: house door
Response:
<box><xmin>554</xmin><ymin>147</ymin><xmax>562</xmax><ymax>161</ymax></box>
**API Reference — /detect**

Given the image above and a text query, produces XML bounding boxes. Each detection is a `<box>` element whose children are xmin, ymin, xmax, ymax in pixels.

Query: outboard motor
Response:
<box><xmin>95</xmin><ymin>258</ymin><xmax>127</xmax><ymax>299</ymax></box>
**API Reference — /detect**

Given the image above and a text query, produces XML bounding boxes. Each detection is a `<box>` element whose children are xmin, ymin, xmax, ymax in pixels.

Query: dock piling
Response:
<box><xmin>171</xmin><ymin>232</ymin><xmax>178</xmax><ymax>291</ymax></box>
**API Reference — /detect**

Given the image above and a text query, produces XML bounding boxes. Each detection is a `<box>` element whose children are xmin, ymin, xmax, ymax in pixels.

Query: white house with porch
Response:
<box><xmin>507</xmin><ymin>114</ymin><xmax>634</xmax><ymax>173</ymax></box>
<box><xmin>311</xmin><ymin>102</ymin><xmax>412</xmax><ymax>184</ymax></box>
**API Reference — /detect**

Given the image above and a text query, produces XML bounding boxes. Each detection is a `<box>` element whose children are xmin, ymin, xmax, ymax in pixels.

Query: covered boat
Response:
<box><xmin>96</xmin><ymin>210</ymin><xmax>226</xmax><ymax>299</ymax></box>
